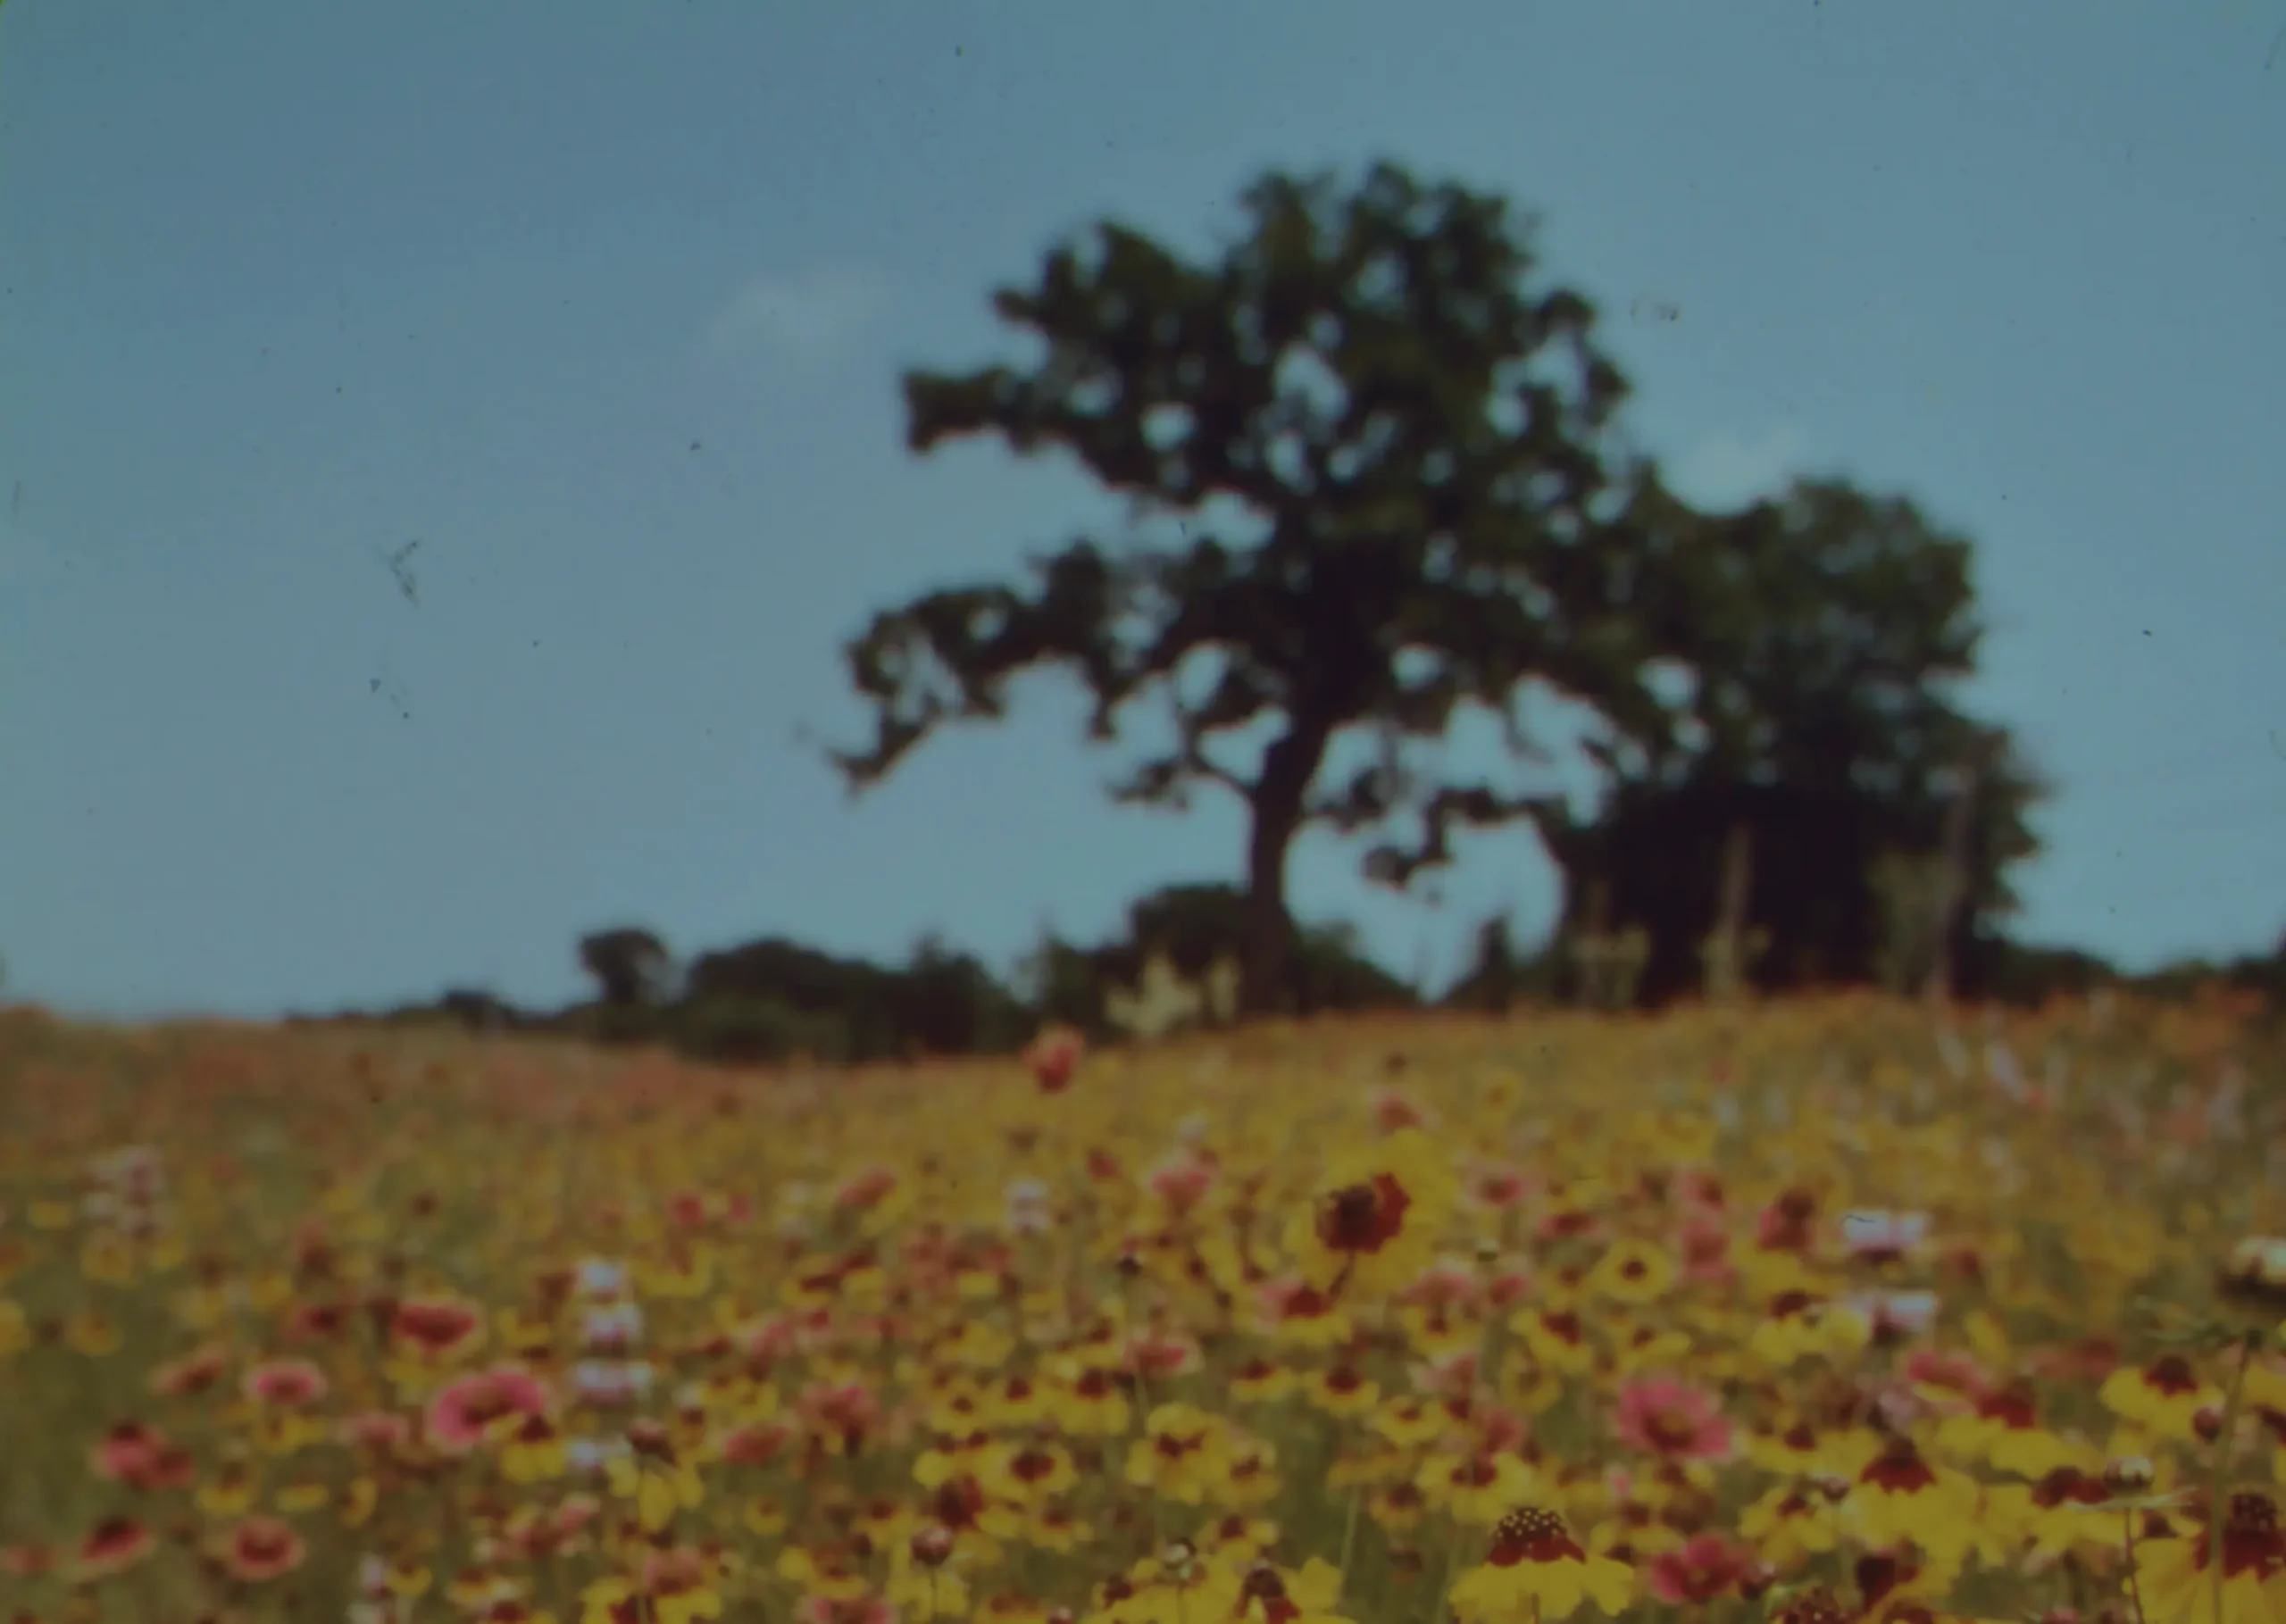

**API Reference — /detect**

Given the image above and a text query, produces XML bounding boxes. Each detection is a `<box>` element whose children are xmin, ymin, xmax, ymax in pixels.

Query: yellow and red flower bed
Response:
<box><xmin>0</xmin><ymin>991</ymin><xmax>2281</xmax><ymax>1624</ymax></box>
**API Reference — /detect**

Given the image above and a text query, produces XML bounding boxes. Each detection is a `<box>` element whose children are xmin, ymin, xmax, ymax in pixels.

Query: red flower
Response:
<box><xmin>1614</xmin><ymin>1376</ymin><xmax>1732</xmax><ymax>1463</ymax></box>
<box><xmin>77</xmin><ymin>1517</ymin><xmax>154</xmax><ymax>1580</ymax></box>
<box><xmin>1027</xmin><ymin>1027</ymin><xmax>1084</xmax><ymax>1094</ymax></box>
<box><xmin>217</xmin><ymin>1516</ymin><xmax>305</xmax><ymax>1583</ymax></box>
<box><xmin>1648</xmin><ymin>1534</ymin><xmax>1752</xmax><ymax>1603</ymax></box>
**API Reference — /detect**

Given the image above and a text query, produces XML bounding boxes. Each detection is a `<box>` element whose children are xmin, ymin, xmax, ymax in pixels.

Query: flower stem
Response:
<box><xmin>2210</xmin><ymin>1329</ymin><xmax>2258</xmax><ymax>1624</ymax></box>
<box><xmin>2124</xmin><ymin>1508</ymin><xmax>2147</xmax><ymax>1624</ymax></box>
<box><xmin>1336</xmin><ymin>1483</ymin><xmax>1363</xmax><ymax>1602</ymax></box>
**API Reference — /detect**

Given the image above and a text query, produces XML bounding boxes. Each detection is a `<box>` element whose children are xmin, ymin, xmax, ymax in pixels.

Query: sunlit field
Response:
<box><xmin>3</xmin><ymin>991</ymin><xmax>2283</xmax><ymax>1624</ymax></box>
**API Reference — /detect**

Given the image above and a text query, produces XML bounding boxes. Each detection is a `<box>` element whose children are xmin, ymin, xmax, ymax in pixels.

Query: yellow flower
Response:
<box><xmin>1748</xmin><ymin>1293</ymin><xmax>1870</xmax><ymax>1369</ymax></box>
<box><xmin>2132</xmin><ymin>1491</ymin><xmax>2286</xmax><ymax>1624</ymax></box>
<box><xmin>1284</xmin><ymin>1128</ymin><xmax>1456</xmax><ymax>1300</ymax></box>
<box><xmin>2101</xmin><ymin>1355</ymin><xmax>2221</xmax><ymax>1443</ymax></box>
<box><xmin>1232</xmin><ymin>1557</ymin><xmax>1354</xmax><ymax>1624</ymax></box>
<box><xmin>196</xmin><ymin>1460</ymin><xmax>260</xmax><ymax>1520</ymax></box>
<box><xmin>1739</xmin><ymin>1482</ymin><xmax>1847</xmax><ymax>1570</ymax></box>
<box><xmin>1510</xmin><ymin>1308</ymin><xmax>1596</xmax><ymax>1377</ymax></box>
<box><xmin>1047</xmin><ymin>1361</ymin><xmax>1133</xmax><ymax>1443</ymax></box>
<box><xmin>1933</xmin><ymin>1380</ymin><xmax>2082</xmax><ymax>1479</ymax></box>
<box><xmin>338</xmin><ymin>1476</ymin><xmax>378</xmax><ymax>1528</ymax></box>
<box><xmin>1214</xmin><ymin>1439</ymin><xmax>1281</xmax><ymax>1510</ymax></box>
<box><xmin>1450</xmin><ymin>1508</ymin><xmax>1635</xmax><ymax>1622</ymax></box>
<box><xmin>1415</xmin><ymin>1449</ymin><xmax>1541</xmax><ymax>1528</ymax></box>
<box><xmin>275</xmin><ymin>1479</ymin><xmax>330</xmax><ymax>1515</ymax></box>
<box><xmin>980</xmin><ymin>1439</ymin><xmax>1078</xmax><ymax>1508</ymax></box>
<box><xmin>777</xmin><ymin>1545</ymin><xmax>872</xmax><ymax>1606</ymax></box>
<box><xmin>80</xmin><ymin>1229</ymin><xmax>136</xmax><ymax>1286</ymax></box>
<box><xmin>582</xmin><ymin>1574</ymin><xmax>722</xmax><ymax>1624</ymax></box>
<box><xmin>1020</xmin><ymin>1504</ymin><xmax>1093</xmax><ymax>1553</ymax></box>
<box><xmin>1841</xmin><ymin>1438</ymin><xmax>1982</xmax><ymax>1565</ymax></box>
<box><xmin>1589</xmin><ymin>1238</ymin><xmax>1678</xmax><ymax>1306</ymax></box>
<box><xmin>66</xmin><ymin>1310</ymin><xmax>123</xmax><ymax>1357</ymax></box>
<box><xmin>606</xmin><ymin>1446</ymin><xmax>704</xmax><ymax>1534</ymax></box>
<box><xmin>1228</xmin><ymin>1357</ymin><xmax>1297</xmax><ymax>1406</ymax></box>
<box><xmin>1125</xmin><ymin>1403</ymin><xmax>1230</xmax><ymax>1505</ymax></box>
<box><xmin>1304</xmin><ymin>1364</ymin><xmax>1381</xmax><ymax>1420</ymax></box>
<box><xmin>495</xmin><ymin>1412</ymin><xmax>568</xmax><ymax>1485</ymax></box>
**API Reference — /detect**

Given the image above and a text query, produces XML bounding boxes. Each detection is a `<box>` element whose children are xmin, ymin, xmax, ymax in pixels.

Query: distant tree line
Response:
<box><xmin>303</xmin><ymin>900</ymin><xmax>2286</xmax><ymax>1066</ymax></box>
<box><xmin>281</xmin><ymin>158</ymin><xmax>2285</xmax><ymax>1057</ymax></box>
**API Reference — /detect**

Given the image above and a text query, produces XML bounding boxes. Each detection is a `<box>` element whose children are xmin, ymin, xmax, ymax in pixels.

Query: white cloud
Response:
<box><xmin>702</xmin><ymin>266</ymin><xmax>889</xmax><ymax>361</ymax></box>
<box><xmin>1668</xmin><ymin>421</ymin><xmax>1810</xmax><ymax>512</ymax></box>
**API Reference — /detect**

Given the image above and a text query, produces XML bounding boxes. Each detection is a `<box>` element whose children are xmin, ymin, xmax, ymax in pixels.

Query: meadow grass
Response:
<box><xmin>0</xmin><ymin>990</ymin><xmax>2280</xmax><ymax>1624</ymax></box>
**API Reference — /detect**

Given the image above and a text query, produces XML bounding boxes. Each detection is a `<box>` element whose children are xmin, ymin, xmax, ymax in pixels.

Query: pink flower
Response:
<box><xmin>1147</xmin><ymin>1156</ymin><xmax>1216</xmax><ymax>1216</ymax></box>
<box><xmin>1472</xmin><ymin>1403</ymin><xmax>1529</xmax><ymax>1455</ymax></box>
<box><xmin>1399</xmin><ymin>1262</ymin><xmax>1481</xmax><ymax>1310</ymax></box>
<box><xmin>1756</xmin><ymin>1189</ymin><xmax>1817</xmax><ymax>1253</ymax></box>
<box><xmin>797</xmin><ymin>1380</ymin><xmax>880</xmax><ymax>1447</ymax></box>
<box><xmin>338</xmin><ymin>1411</ymin><xmax>411</xmax><ymax>1451</ymax></box>
<box><xmin>1613</xmin><ymin>1374</ymin><xmax>1733</xmax><ymax>1462</ymax></box>
<box><xmin>1679</xmin><ymin>1215</ymin><xmax>1735</xmax><ymax>1286</ymax></box>
<box><xmin>1473</xmin><ymin>1165</ymin><xmax>1531</xmax><ymax>1211</ymax></box>
<box><xmin>833</xmin><ymin>1168</ymin><xmax>899</xmax><ymax>1212</ymax></box>
<box><xmin>1483</xmin><ymin>1268</ymin><xmax>1532</xmax><ymax>1310</ymax></box>
<box><xmin>1904</xmin><ymin>1346</ymin><xmax>1988</xmax><ymax>1398</ymax></box>
<box><xmin>1371</xmin><ymin>1090</ymin><xmax>1427</xmax><ymax>1133</ymax></box>
<box><xmin>1026</xmin><ymin>1027</ymin><xmax>1083</xmax><ymax>1095</ymax></box>
<box><xmin>88</xmin><ymin>1421</ymin><xmax>164</xmax><ymax>1484</ymax></box>
<box><xmin>1256</xmin><ymin>1276</ymin><xmax>1340</xmax><ymax>1325</ymax></box>
<box><xmin>720</xmin><ymin>1420</ymin><xmax>794</xmax><ymax>1467</ymax></box>
<box><xmin>1648</xmin><ymin>1534</ymin><xmax>1752</xmax><ymax>1603</ymax></box>
<box><xmin>243</xmin><ymin>1358</ymin><xmax>329</xmax><ymax>1408</ymax></box>
<box><xmin>423</xmin><ymin>1366</ymin><xmax>552</xmax><ymax>1453</ymax></box>
<box><xmin>1411</xmin><ymin>1349</ymin><xmax>1479</xmax><ymax>1396</ymax></box>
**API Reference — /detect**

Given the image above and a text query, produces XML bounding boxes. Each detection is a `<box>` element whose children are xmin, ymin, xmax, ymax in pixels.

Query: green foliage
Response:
<box><xmin>672</xmin><ymin>995</ymin><xmax>855</xmax><ymax>1065</ymax></box>
<box><xmin>1965</xmin><ymin>937</ymin><xmax>2122</xmax><ymax>1006</ymax></box>
<box><xmin>577</xmin><ymin>926</ymin><xmax>674</xmax><ymax>1007</ymax></box>
<box><xmin>829</xmin><ymin>160</ymin><xmax>1697</xmax><ymax>1012</ymax></box>
<box><xmin>1022</xmin><ymin>880</ymin><xmax>1417</xmax><ymax>1040</ymax></box>
<box><xmin>1533</xmin><ymin>478</ymin><xmax>2049</xmax><ymax>1007</ymax></box>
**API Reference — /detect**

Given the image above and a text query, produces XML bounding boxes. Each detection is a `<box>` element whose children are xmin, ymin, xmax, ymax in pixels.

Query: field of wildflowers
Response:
<box><xmin>2</xmin><ymin>989</ymin><xmax>2283</xmax><ymax>1624</ymax></box>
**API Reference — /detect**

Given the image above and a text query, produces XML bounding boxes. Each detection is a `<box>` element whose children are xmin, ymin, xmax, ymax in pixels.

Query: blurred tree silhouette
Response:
<box><xmin>577</xmin><ymin>927</ymin><xmax>676</xmax><ymax>1008</ymax></box>
<box><xmin>1017</xmin><ymin>880</ymin><xmax>1414</xmax><ymax>1037</ymax></box>
<box><xmin>829</xmin><ymin>162</ymin><xmax>1706</xmax><ymax>1015</ymax></box>
<box><xmin>1532</xmin><ymin>479</ymin><xmax>2048</xmax><ymax>1005</ymax></box>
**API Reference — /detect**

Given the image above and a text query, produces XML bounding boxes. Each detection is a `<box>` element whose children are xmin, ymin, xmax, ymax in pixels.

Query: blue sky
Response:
<box><xmin>4</xmin><ymin>2</ymin><xmax>2283</xmax><ymax>1020</ymax></box>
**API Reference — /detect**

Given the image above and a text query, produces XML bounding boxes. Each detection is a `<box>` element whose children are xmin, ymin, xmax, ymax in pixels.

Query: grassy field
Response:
<box><xmin>0</xmin><ymin>990</ymin><xmax>2281</xmax><ymax>1624</ymax></box>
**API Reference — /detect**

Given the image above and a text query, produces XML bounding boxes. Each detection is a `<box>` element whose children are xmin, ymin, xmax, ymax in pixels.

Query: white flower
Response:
<box><xmin>575</xmin><ymin>1257</ymin><xmax>629</xmax><ymax>1298</ymax></box>
<box><xmin>1005</xmin><ymin>1178</ymin><xmax>1054</xmax><ymax>1235</ymax></box>
<box><xmin>580</xmin><ymin>1301</ymin><xmax>645</xmax><ymax>1353</ymax></box>
<box><xmin>565</xmin><ymin>1433</ymin><xmax>633</xmax><ymax>1474</ymax></box>
<box><xmin>1840</xmin><ymin>1210</ymin><xmax>1928</xmax><ymax>1258</ymax></box>
<box><xmin>571</xmin><ymin>1361</ymin><xmax>653</xmax><ymax>1406</ymax></box>
<box><xmin>1850</xmin><ymin>1290</ymin><xmax>1940</xmax><ymax>1337</ymax></box>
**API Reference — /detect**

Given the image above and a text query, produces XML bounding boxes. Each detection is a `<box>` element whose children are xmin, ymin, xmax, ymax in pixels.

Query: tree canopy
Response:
<box><xmin>1532</xmin><ymin>478</ymin><xmax>2050</xmax><ymax>1001</ymax></box>
<box><xmin>830</xmin><ymin>162</ymin><xmax>1698</xmax><ymax>1011</ymax></box>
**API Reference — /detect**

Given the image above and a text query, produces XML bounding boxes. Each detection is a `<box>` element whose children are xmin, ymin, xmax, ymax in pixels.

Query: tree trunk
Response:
<box><xmin>1239</xmin><ymin>712</ymin><xmax>1336</xmax><ymax>1017</ymax></box>
<box><xmin>1707</xmin><ymin>819</ymin><xmax>1754</xmax><ymax>1002</ymax></box>
<box><xmin>1923</xmin><ymin>742</ymin><xmax>1987</xmax><ymax>1006</ymax></box>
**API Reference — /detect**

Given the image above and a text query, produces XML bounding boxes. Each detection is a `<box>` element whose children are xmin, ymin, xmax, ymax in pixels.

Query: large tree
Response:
<box><xmin>828</xmin><ymin>162</ymin><xmax>1695</xmax><ymax>1012</ymax></box>
<box><xmin>1533</xmin><ymin>477</ymin><xmax>2049</xmax><ymax>1003</ymax></box>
